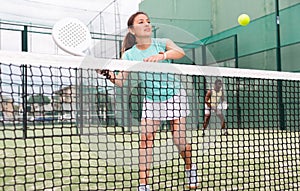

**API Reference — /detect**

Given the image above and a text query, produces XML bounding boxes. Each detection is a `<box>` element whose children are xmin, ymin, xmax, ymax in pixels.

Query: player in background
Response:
<box><xmin>202</xmin><ymin>79</ymin><xmax>228</xmax><ymax>136</ymax></box>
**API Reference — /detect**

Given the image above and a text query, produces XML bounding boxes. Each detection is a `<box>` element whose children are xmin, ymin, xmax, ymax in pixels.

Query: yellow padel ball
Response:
<box><xmin>238</xmin><ymin>14</ymin><xmax>250</xmax><ymax>26</ymax></box>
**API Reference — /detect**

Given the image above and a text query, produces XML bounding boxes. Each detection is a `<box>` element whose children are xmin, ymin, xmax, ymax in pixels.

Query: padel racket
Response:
<box><xmin>52</xmin><ymin>18</ymin><xmax>91</xmax><ymax>56</ymax></box>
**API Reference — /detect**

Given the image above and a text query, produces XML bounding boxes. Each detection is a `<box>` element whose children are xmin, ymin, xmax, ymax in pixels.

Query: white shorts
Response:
<box><xmin>141</xmin><ymin>89</ymin><xmax>190</xmax><ymax>120</ymax></box>
<box><xmin>205</xmin><ymin>104</ymin><xmax>222</xmax><ymax>115</ymax></box>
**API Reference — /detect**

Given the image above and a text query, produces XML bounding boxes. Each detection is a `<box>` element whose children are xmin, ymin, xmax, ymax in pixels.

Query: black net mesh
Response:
<box><xmin>0</xmin><ymin>55</ymin><xmax>300</xmax><ymax>190</ymax></box>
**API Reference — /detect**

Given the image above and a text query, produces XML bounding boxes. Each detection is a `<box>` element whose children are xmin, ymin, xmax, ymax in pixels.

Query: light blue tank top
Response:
<box><xmin>122</xmin><ymin>38</ymin><xmax>180</xmax><ymax>102</ymax></box>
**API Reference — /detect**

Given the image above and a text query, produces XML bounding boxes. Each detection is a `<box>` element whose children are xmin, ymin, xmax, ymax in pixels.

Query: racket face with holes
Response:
<box><xmin>52</xmin><ymin>18</ymin><xmax>91</xmax><ymax>56</ymax></box>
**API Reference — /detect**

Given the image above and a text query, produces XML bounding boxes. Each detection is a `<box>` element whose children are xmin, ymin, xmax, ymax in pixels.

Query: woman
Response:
<box><xmin>202</xmin><ymin>79</ymin><xmax>228</xmax><ymax>136</ymax></box>
<box><xmin>98</xmin><ymin>12</ymin><xmax>198</xmax><ymax>191</ymax></box>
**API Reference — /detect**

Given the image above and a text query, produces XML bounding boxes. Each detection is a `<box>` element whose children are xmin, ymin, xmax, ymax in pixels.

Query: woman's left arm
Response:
<box><xmin>143</xmin><ymin>39</ymin><xmax>185</xmax><ymax>62</ymax></box>
<box><xmin>165</xmin><ymin>39</ymin><xmax>185</xmax><ymax>60</ymax></box>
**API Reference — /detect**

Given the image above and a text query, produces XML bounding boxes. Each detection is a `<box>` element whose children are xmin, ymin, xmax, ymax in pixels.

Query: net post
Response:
<box><xmin>21</xmin><ymin>25</ymin><xmax>28</xmax><ymax>52</ymax></box>
<box><xmin>234</xmin><ymin>34</ymin><xmax>241</xmax><ymax>128</ymax></box>
<box><xmin>21</xmin><ymin>64</ymin><xmax>28</xmax><ymax>139</ymax></box>
<box><xmin>192</xmin><ymin>75</ymin><xmax>201</xmax><ymax>129</ymax></box>
<box><xmin>118</xmin><ymin>40</ymin><xmax>122</xmax><ymax>59</ymax></box>
<box><xmin>234</xmin><ymin>34</ymin><xmax>238</xmax><ymax>68</ymax></box>
<box><xmin>104</xmin><ymin>78</ymin><xmax>110</xmax><ymax>127</ymax></box>
<box><xmin>277</xmin><ymin>80</ymin><xmax>286</xmax><ymax>130</ymax></box>
<box><xmin>74</xmin><ymin>68</ymin><xmax>80</xmax><ymax>135</ymax></box>
<box><xmin>201</xmin><ymin>44</ymin><xmax>207</xmax><ymax>66</ymax></box>
<box><xmin>192</xmin><ymin>48</ymin><xmax>196</xmax><ymax>64</ymax></box>
<box><xmin>77</xmin><ymin>68</ymin><xmax>84</xmax><ymax>134</ymax></box>
<box><xmin>275</xmin><ymin>0</ymin><xmax>286</xmax><ymax>130</ymax></box>
<box><xmin>126</xmin><ymin>74</ymin><xmax>132</xmax><ymax>132</ymax></box>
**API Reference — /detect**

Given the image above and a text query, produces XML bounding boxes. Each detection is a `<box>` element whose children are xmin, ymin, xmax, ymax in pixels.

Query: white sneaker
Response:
<box><xmin>185</xmin><ymin>164</ymin><xmax>199</xmax><ymax>189</ymax></box>
<box><xmin>138</xmin><ymin>184</ymin><xmax>150</xmax><ymax>191</ymax></box>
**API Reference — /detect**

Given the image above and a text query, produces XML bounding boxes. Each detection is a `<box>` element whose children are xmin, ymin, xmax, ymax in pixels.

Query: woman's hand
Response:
<box><xmin>143</xmin><ymin>52</ymin><xmax>165</xmax><ymax>62</ymax></box>
<box><xmin>96</xmin><ymin>69</ymin><xmax>114</xmax><ymax>81</ymax></box>
<box><xmin>206</xmin><ymin>102</ymin><xmax>211</xmax><ymax>108</ymax></box>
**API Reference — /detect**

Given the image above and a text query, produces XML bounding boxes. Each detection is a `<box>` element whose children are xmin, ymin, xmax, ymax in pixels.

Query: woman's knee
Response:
<box><xmin>140</xmin><ymin>133</ymin><xmax>155</xmax><ymax>148</ymax></box>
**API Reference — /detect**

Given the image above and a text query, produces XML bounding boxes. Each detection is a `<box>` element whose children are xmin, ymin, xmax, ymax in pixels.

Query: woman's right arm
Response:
<box><xmin>109</xmin><ymin>70</ymin><xmax>129</xmax><ymax>87</ymax></box>
<box><xmin>205</xmin><ymin>90</ymin><xmax>211</xmax><ymax>107</ymax></box>
<box><xmin>96</xmin><ymin>69</ymin><xmax>129</xmax><ymax>87</ymax></box>
<box><xmin>97</xmin><ymin>48</ymin><xmax>132</xmax><ymax>87</ymax></box>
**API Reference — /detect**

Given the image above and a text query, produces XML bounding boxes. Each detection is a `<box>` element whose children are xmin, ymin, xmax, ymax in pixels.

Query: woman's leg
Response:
<box><xmin>170</xmin><ymin>118</ymin><xmax>198</xmax><ymax>189</ymax></box>
<box><xmin>217</xmin><ymin>113</ymin><xmax>226</xmax><ymax>129</ymax></box>
<box><xmin>170</xmin><ymin>118</ymin><xmax>192</xmax><ymax>170</ymax></box>
<box><xmin>139</xmin><ymin>119</ymin><xmax>160</xmax><ymax>185</ymax></box>
<box><xmin>217</xmin><ymin>113</ymin><xmax>228</xmax><ymax>135</ymax></box>
<box><xmin>203</xmin><ymin>104</ymin><xmax>211</xmax><ymax>131</ymax></box>
<box><xmin>202</xmin><ymin>114</ymin><xmax>211</xmax><ymax>130</ymax></box>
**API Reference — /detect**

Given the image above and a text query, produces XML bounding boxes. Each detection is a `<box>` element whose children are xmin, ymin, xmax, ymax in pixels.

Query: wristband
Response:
<box><xmin>163</xmin><ymin>52</ymin><xmax>167</xmax><ymax>60</ymax></box>
<box><xmin>159</xmin><ymin>52</ymin><xmax>167</xmax><ymax>60</ymax></box>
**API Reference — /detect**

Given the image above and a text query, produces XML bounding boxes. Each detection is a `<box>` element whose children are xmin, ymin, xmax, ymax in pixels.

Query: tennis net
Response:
<box><xmin>0</xmin><ymin>50</ymin><xmax>300</xmax><ymax>190</ymax></box>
